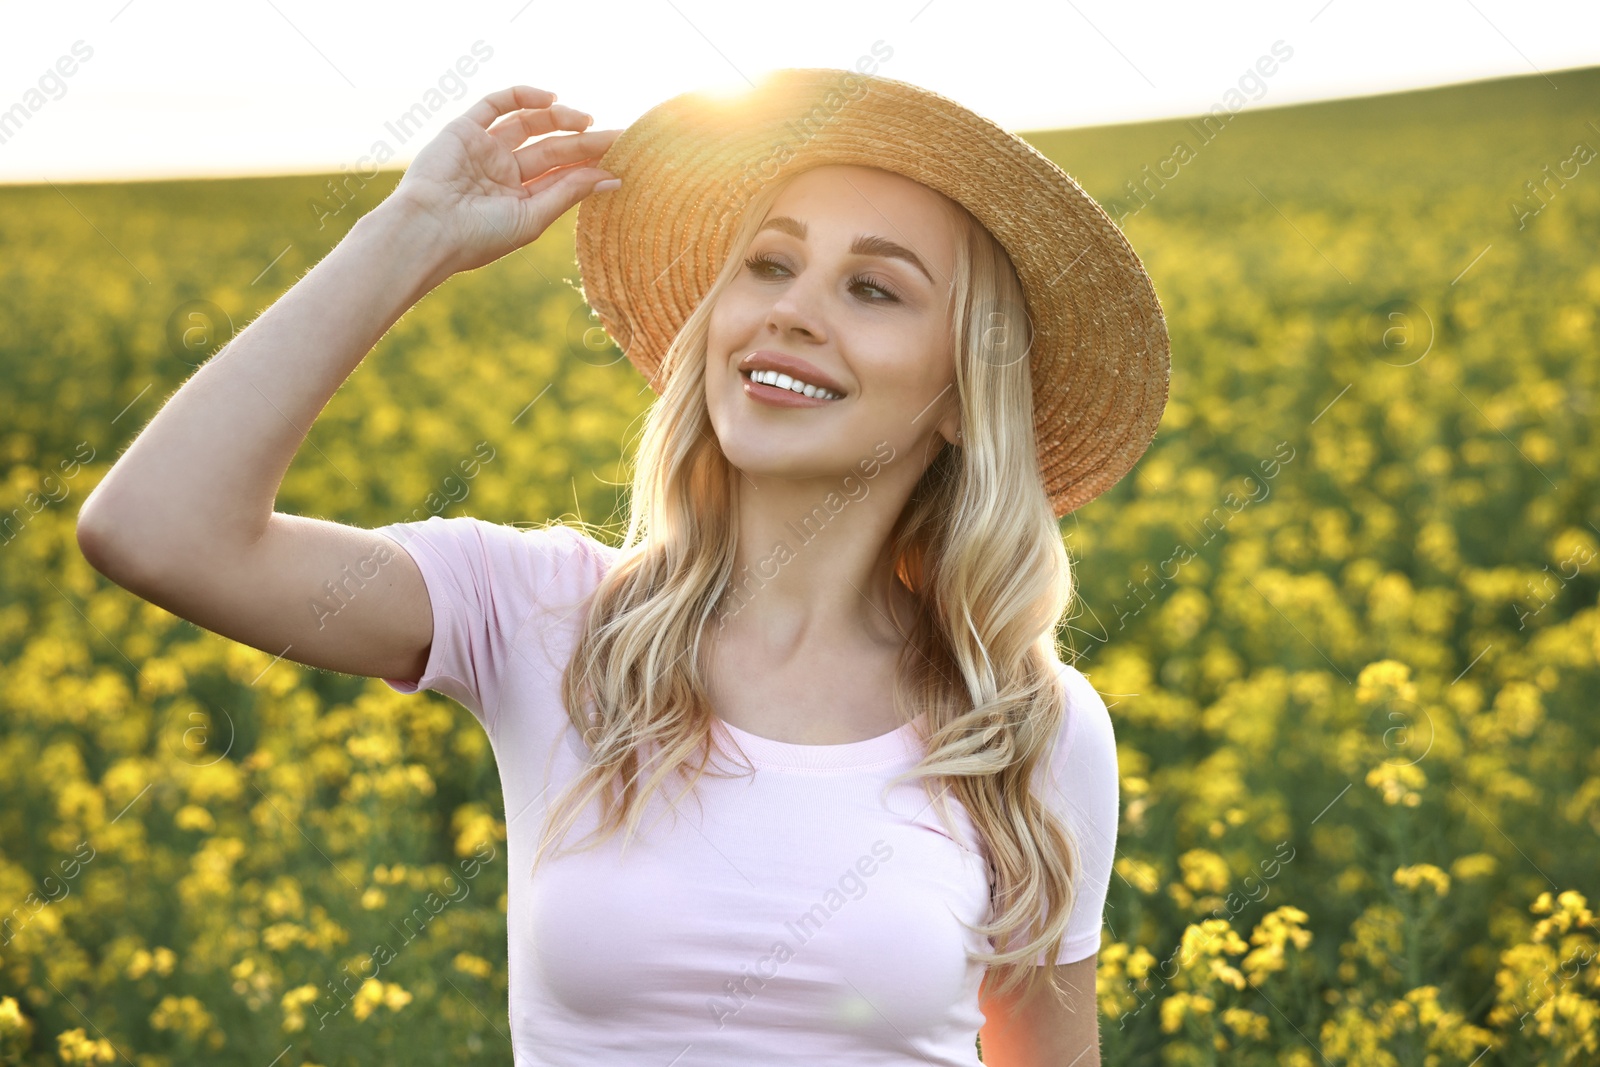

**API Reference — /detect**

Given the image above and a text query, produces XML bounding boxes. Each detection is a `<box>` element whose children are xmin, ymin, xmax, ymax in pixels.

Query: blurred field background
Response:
<box><xmin>2</xmin><ymin>63</ymin><xmax>1598</xmax><ymax>1066</ymax></box>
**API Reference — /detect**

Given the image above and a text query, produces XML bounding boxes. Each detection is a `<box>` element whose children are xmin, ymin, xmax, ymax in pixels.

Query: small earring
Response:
<box><xmin>955</xmin><ymin>428</ymin><xmax>963</xmax><ymax>442</ymax></box>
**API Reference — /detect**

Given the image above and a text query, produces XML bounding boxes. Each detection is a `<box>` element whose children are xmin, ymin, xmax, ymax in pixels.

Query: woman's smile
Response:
<box><xmin>736</xmin><ymin>347</ymin><xmax>851</xmax><ymax>408</ymax></box>
<box><xmin>740</xmin><ymin>368</ymin><xmax>847</xmax><ymax>408</ymax></box>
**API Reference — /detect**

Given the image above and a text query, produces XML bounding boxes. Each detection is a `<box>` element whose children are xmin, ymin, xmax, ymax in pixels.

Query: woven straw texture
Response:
<box><xmin>573</xmin><ymin>67</ymin><xmax>1170</xmax><ymax>518</ymax></box>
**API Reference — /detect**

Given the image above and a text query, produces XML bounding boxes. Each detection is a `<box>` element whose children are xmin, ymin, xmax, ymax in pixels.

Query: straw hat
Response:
<box><xmin>573</xmin><ymin>67</ymin><xmax>1170</xmax><ymax>518</ymax></box>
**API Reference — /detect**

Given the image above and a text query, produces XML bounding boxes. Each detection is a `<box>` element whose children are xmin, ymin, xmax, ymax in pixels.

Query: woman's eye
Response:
<box><xmin>851</xmin><ymin>275</ymin><xmax>900</xmax><ymax>302</ymax></box>
<box><xmin>741</xmin><ymin>254</ymin><xmax>900</xmax><ymax>303</ymax></box>
<box><xmin>743</xmin><ymin>253</ymin><xmax>787</xmax><ymax>278</ymax></box>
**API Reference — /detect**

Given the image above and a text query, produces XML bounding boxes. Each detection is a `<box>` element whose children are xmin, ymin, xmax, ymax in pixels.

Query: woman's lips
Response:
<box><xmin>740</xmin><ymin>369</ymin><xmax>845</xmax><ymax>408</ymax></box>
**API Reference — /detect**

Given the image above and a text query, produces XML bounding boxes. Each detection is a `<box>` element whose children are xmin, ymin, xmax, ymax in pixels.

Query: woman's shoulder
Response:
<box><xmin>1041</xmin><ymin>657</ymin><xmax>1118</xmax><ymax>789</ymax></box>
<box><xmin>373</xmin><ymin>514</ymin><xmax>619</xmax><ymax>610</ymax></box>
<box><xmin>1055</xmin><ymin>658</ymin><xmax>1113</xmax><ymax>744</ymax></box>
<box><xmin>482</xmin><ymin>518</ymin><xmax>619</xmax><ymax>599</ymax></box>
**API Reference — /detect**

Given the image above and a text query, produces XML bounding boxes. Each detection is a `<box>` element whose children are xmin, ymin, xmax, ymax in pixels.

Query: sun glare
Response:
<box><xmin>695</xmin><ymin>66</ymin><xmax>786</xmax><ymax>102</ymax></box>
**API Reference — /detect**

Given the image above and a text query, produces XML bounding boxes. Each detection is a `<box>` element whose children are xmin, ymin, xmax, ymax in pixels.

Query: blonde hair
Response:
<box><xmin>539</xmin><ymin>166</ymin><xmax>1086</xmax><ymax>1004</ymax></box>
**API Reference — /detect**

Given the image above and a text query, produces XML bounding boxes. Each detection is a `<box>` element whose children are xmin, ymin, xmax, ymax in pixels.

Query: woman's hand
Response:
<box><xmin>382</xmin><ymin>84</ymin><xmax>623</xmax><ymax>282</ymax></box>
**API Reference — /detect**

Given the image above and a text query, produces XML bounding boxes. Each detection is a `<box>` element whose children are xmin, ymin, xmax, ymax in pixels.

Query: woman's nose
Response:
<box><xmin>764</xmin><ymin>272</ymin><xmax>829</xmax><ymax>340</ymax></box>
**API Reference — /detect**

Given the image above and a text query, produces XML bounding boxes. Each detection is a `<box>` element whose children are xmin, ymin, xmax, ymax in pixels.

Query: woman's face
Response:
<box><xmin>705</xmin><ymin>164</ymin><xmax>961</xmax><ymax>490</ymax></box>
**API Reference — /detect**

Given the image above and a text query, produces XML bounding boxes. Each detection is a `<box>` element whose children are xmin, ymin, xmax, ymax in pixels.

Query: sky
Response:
<box><xmin>1</xmin><ymin>0</ymin><xmax>1596</xmax><ymax>185</ymax></box>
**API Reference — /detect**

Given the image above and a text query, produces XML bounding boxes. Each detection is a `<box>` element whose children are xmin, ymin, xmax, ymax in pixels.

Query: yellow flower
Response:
<box><xmin>229</xmin><ymin>955</ymin><xmax>275</xmax><ymax>1011</ymax></box>
<box><xmin>1092</xmin><ymin>942</ymin><xmax>1145</xmax><ymax>1021</ymax></box>
<box><xmin>263</xmin><ymin>878</ymin><xmax>305</xmax><ymax>919</ymax></box>
<box><xmin>374</xmin><ymin>863</ymin><xmax>410</xmax><ymax>886</ymax></box>
<box><xmin>136</xmin><ymin>656</ymin><xmax>187</xmax><ymax>699</ymax></box>
<box><xmin>280</xmin><ymin>984</ymin><xmax>321</xmax><ymax>1033</ymax></box>
<box><xmin>1160</xmin><ymin>991</ymin><xmax>1216</xmax><ymax>1033</ymax></box>
<box><xmin>54</xmin><ymin>781</ymin><xmax>106</xmax><ymax>829</ymax></box>
<box><xmin>1178</xmin><ymin>849</ymin><xmax>1231</xmax><ymax>895</ymax></box>
<box><xmin>262</xmin><ymin>922</ymin><xmax>310</xmax><ymax>952</ymax></box>
<box><xmin>1335</xmin><ymin>865</ymin><xmax>1371</xmax><ymax>895</ymax></box>
<box><xmin>173</xmin><ymin>804</ymin><xmax>215</xmax><ymax>832</ymax></box>
<box><xmin>452</xmin><ymin>803</ymin><xmax>504</xmax><ymax>858</ymax></box>
<box><xmin>1178</xmin><ymin>918</ymin><xmax>1249</xmax><ymax>965</ymax></box>
<box><xmin>346</xmin><ymin>731</ymin><xmax>402</xmax><ymax>765</ymax></box>
<box><xmin>1491</xmin><ymin>682</ymin><xmax>1545</xmax><ymax>739</ymax></box>
<box><xmin>405</xmin><ymin>763</ymin><xmax>436</xmax><ymax>796</ymax></box>
<box><xmin>1341</xmin><ymin>904</ymin><xmax>1405</xmax><ymax>986</ymax></box>
<box><xmin>1221</xmin><ymin>1006</ymin><xmax>1271</xmax><ymax>1041</ymax></box>
<box><xmin>1392</xmin><ymin>986</ymin><xmax>1500</xmax><ymax>1060</ymax></box>
<box><xmin>1393</xmin><ymin>863</ymin><xmax>1451</xmax><ymax>897</ymax></box>
<box><xmin>55</xmin><ymin>1027</ymin><xmax>117</xmax><ymax>1064</ymax></box>
<box><xmin>1449</xmin><ymin>853</ymin><xmax>1499</xmax><ymax>881</ymax></box>
<box><xmin>1114</xmin><ymin>856</ymin><xmax>1161</xmax><ymax>895</ymax></box>
<box><xmin>178</xmin><ymin>837</ymin><xmax>247</xmax><ymax>907</ymax></box>
<box><xmin>1243</xmin><ymin>906</ymin><xmax>1313</xmax><ymax>986</ymax></box>
<box><xmin>1356</xmin><ymin>659</ymin><xmax>1417</xmax><ymax>706</ymax></box>
<box><xmin>149</xmin><ymin>994</ymin><xmax>216</xmax><ymax>1044</ymax></box>
<box><xmin>1320</xmin><ymin>1001</ymin><xmax>1401</xmax><ymax>1066</ymax></box>
<box><xmin>1530</xmin><ymin>889</ymin><xmax>1595</xmax><ymax>941</ymax></box>
<box><xmin>453</xmin><ymin>952</ymin><xmax>494</xmax><ymax>979</ymax></box>
<box><xmin>361</xmin><ymin>886</ymin><xmax>387</xmax><ymax>910</ymax></box>
<box><xmin>1208</xmin><ymin>958</ymin><xmax>1248</xmax><ymax>990</ymax></box>
<box><xmin>351</xmin><ymin>979</ymin><xmax>411</xmax><ymax>1021</ymax></box>
<box><xmin>1366</xmin><ymin>762</ymin><xmax>1427</xmax><ymax>806</ymax></box>
<box><xmin>184</xmin><ymin>759</ymin><xmax>245</xmax><ymax>804</ymax></box>
<box><xmin>1407</xmin><ymin>985</ymin><xmax>1445</xmax><ymax>1026</ymax></box>
<box><xmin>0</xmin><ymin>996</ymin><xmax>33</xmax><ymax>1042</ymax></box>
<box><xmin>125</xmin><ymin>946</ymin><xmax>176</xmax><ymax>980</ymax></box>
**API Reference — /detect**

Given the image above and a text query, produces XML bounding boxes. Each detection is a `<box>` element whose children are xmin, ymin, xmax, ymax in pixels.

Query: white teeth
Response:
<box><xmin>749</xmin><ymin>368</ymin><xmax>842</xmax><ymax>400</ymax></box>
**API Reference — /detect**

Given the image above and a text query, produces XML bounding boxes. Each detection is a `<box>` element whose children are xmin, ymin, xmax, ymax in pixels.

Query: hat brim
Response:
<box><xmin>574</xmin><ymin>67</ymin><xmax>1170</xmax><ymax>518</ymax></box>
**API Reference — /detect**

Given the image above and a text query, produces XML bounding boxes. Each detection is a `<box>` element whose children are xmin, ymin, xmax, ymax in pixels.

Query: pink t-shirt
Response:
<box><xmin>374</xmin><ymin>515</ymin><xmax>1120</xmax><ymax>1066</ymax></box>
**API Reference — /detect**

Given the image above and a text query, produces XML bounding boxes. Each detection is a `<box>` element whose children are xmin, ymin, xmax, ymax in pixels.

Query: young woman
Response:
<box><xmin>78</xmin><ymin>69</ymin><xmax>1169</xmax><ymax>1066</ymax></box>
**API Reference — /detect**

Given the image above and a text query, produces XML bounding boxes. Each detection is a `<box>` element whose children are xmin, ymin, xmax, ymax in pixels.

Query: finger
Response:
<box><xmin>487</xmin><ymin>102</ymin><xmax>596</xmax><ymax>149</ymax></box>
<box><xmin>512</xmin><ymin>128</ymin><xmax>623</xmax><ymax>184</ymax></box>
<box><xmin>485</xmin><ymin>110</ymin><xmax>541</xmax><ymax>149</ymax></box>
<box><xmin>463</xmin><ymin>84</ymin><xmax>558</xmax><ymax>130</ymax></box>
<box><xmin>522</xmin><ymin>165</ymin><xmax>619</xmax><ymax>234</ymax></box>
<box><xmin>520</xmin><ymin>155</ymin><xmax>610</xmax><ymax>199</ymax></box>
<box><xmin>485</xmin><ymin>105</ymin><xmax>588</xmax><ymax>149</ymax></box>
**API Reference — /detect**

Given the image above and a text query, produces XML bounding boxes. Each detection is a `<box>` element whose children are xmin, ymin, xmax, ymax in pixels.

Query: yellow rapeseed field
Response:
<box><xmin>2</xmin><ymin>65</ymin><xmax>1597</xmax><ymax>1065</ymax></box>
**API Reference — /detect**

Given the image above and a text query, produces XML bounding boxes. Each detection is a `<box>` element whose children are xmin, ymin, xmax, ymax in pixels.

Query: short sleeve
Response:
<box><xmin>370</xmin><ymin>515</ymin><xmax>592</xmax><ymax>731</ymax></box>
<box><xmin>1038</xmin><ymin>661</ymin><xmax>1121</xmax><ymax>965</ymax></box>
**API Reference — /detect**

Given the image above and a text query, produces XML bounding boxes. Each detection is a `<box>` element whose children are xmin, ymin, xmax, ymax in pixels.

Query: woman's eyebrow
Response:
<box><xmin>756</xmin><ymin>215</ymin><xmax>934</xmax><ymax>285</ymax></box>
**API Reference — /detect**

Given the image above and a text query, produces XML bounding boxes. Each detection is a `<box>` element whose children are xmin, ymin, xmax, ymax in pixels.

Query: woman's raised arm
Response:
<box><xmin>75</xmin><ymin>84</ymin><xmax>621</xmax><ymax>683</ymax></box>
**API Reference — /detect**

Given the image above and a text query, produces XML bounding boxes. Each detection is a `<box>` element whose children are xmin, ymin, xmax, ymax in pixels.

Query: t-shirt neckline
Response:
<box><xmin>712</xmin><ymin>710</ymin><xmax>929</xmax><ymax>773</ymax></box>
